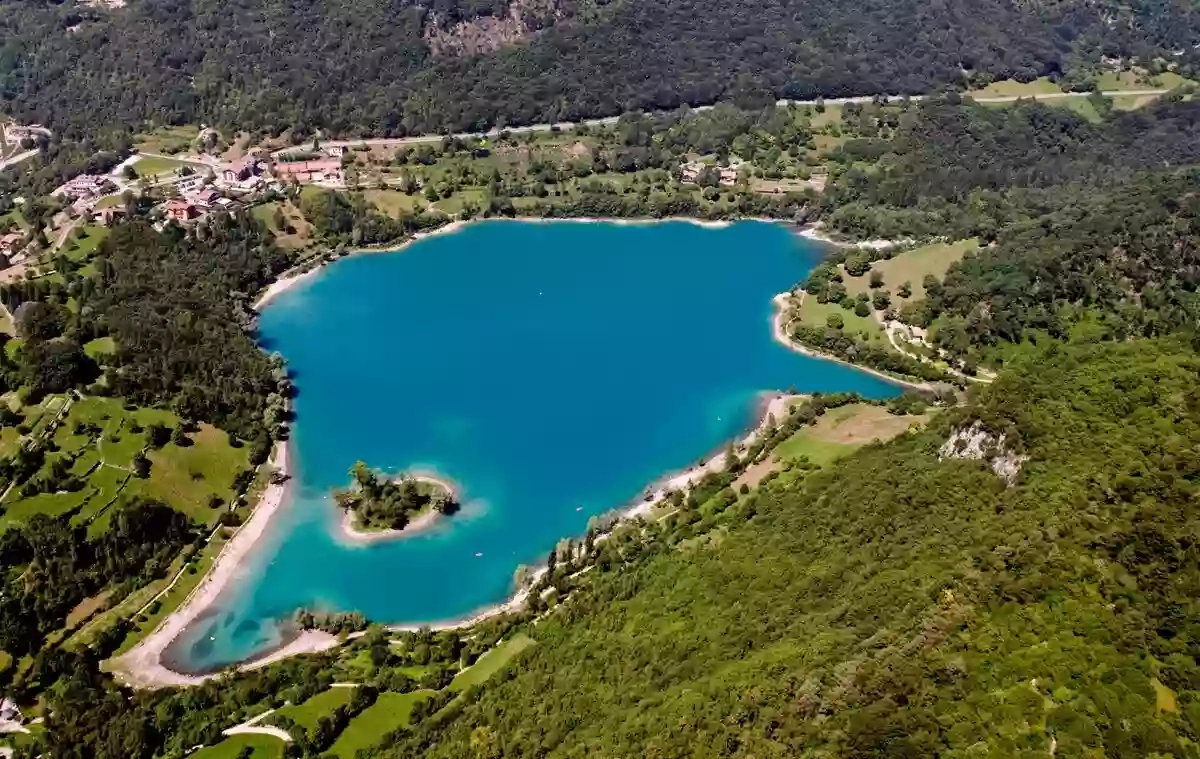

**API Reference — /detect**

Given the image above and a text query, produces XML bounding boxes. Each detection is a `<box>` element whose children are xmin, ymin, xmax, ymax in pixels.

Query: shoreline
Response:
<box><xmin>797</xmin><ymin>223</ymin><xmax>908</xmax><ymax>250</ymax></box>
<box><xmin>770</xmin><ymin>292</ymin><xmax>934</xmax><ymax>392</ymax></box>
<box><xmin>384</xmin><ymin>389</ymin><xmax>803</xmax><ymax>634</ymax></box>
<box><xmin>110</xmin><ymin>442</ymin><xmax>341</xmax><ymax>688</ymax></box>
<box><xmin>122</xmin><ymin>215</ymin><xmax>915</xmax><ymax>685</ymax></box>
<box><xmin>252</xmin><ymin>216</ymin><xmax>748</xmax><ymax>312</ymax></box>
<box><xmin>335</xmin><ymin>474</ymin><xmax>459</xmax><ymax>546</ymax></box>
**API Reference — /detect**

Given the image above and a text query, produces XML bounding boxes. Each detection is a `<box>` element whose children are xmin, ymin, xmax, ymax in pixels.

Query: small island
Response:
<box><xmin>334</xmin><ymin>461</ymin><xmax>460</xmax><ymax>538</ymax></box>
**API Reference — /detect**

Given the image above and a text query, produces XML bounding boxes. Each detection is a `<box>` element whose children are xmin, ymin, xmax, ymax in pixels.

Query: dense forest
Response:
<box><xmin>369</xmin><ymin>339</ymin><xmax>1200</xmax><ymax>757</ymax></box>
<box><xmin>0</xmin><ymin>0</ymin><xmax>1198</xmax><ymax>140</ymax></box>
<box><xmin>0</xmin><ymin>215</ymin><xmax>294</xmax><ymax>437</ymax></box>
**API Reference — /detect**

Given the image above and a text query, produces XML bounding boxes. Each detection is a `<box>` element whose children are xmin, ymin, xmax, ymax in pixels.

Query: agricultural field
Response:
<box><xmin>133</xmin><ymin>125</ymin><xmax>200</xmax><ymax>155</ymax></box>
<box><xmin>191</xmin><ymin>733</ymin><xmax>285</xmax><ymax>759</ymax></box>
<box><xmin>774</xmin><ymin>403</ymin><xmax>928</xmax><ymax>467</ymax></box>
<box><xmin>965</xmin><ymin>77</ymin><xmax>1064</xmax><ymax>98</ymax></box>
<box><xmin>329</xmin><ymin>691</ymin><xmax>434</xmax><ymax>759</ymax></box>
<box><xmin>448</xmin><ymin>632</ymin><xmax>536</xmax><ymax>692</ymax></box>
<box><xmin>839</xmin><ymin>238</ymin><xmax>979</xmax><ymax>306</ymax></box>
<box><xmin>271</xmin><ymin>687</ymin><xmax>355</xmax><ymax>730</ymax></box>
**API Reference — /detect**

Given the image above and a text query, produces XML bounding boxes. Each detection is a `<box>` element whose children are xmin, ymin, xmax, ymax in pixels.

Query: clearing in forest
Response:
<box><xmin>839</xmin><ymin>238</ymin><xmax>979</xmax><ymax>307</ymax></box>
<box><xmin>270</xmin><ymin>687</ymin><xmax>356</xmax><ymax>731</ymax></box>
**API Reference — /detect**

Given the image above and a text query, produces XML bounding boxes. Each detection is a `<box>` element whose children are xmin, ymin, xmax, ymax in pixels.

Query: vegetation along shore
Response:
<box><xmin>3</xmin><ymin>29</ymin><xmax>1200</xmax><ymax>753</ymax></box>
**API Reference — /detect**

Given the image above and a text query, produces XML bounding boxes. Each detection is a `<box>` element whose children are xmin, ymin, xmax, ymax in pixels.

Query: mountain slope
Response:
<box><xmin>387</xmin><ymin>339</ymin><xmax>1200</xmax><ymax>757</ymax></box>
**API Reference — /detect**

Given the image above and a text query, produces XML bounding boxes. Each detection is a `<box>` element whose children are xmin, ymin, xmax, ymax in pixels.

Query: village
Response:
<box><xmin>0</xmin><ymin>113</ymin><xmax>834</xmax><ymax>288</ymax></box>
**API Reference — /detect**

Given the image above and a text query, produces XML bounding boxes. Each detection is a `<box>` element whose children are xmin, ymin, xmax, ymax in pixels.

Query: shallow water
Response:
<box><xmin>167</xmin><ymin>219</ymin><xmax>902</xmax><ymax>671</ymax></box>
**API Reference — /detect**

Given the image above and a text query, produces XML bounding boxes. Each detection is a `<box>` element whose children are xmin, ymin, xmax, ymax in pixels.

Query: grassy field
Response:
<box><xmin>272</xmin><ymin>687</ymin><xmax>356</xmax><ymax>730</ymax></box>
<box><xmin>191</xmin><ymin>733</ymin><xmax>286</xmax><ymax>759</ymax></box>
<box><xmin>966</xmin><ymin>77</ymin><xmax>1063</xmax><ymax>98</ymax></box>
<box><xmin>449</xmin><ymin>633</ymin><xmax>536</xmax><ymax>692</ymax></box>
<box><xmin>133</xmin><ymin>154</ymin><xmax>202</xmax><ymax>179</ymax></box>
<box><xmin>840</xmin><ymin>238</ymin><xmax>979</xmax><ymax>306</ymax></box>
<box><xmin>793</xmin><ymin>294</ymin><xmax>886</xmax><ymax>342</ymax></box>
<box><xmin>0</xmin><ymin>396</ymin><xmax>251</xmax><ymax>533</ymax></box>
<box><xmin>775</xmin><ymin>403</ymin><xmax>927</xmax><ymax>466</ymax></box>
<box><xmin>133</xmin><ymin>125</ymin><xmax>200</xmax><ymax>155</ymax></box>
<box><xmin>364</xmin><ymin>189</ymin><xmax>422</xmax><ymax>217</ymax></box>
<box><xmin>83</xmin><ymin>336</ymin><xmax>116</xmax><ymax>360</ymax></box>
<box><xmin>330</xmin><ymin>691</ymin><xmax>434</xmax><ymax>758</ymax></box>
<box><xmin>63</xmin><ymin>225</ymin><xmax>110</xmax><ymax>261</ymax></box>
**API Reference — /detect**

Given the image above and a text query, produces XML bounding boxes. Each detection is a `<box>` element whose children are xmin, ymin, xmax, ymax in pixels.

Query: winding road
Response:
<box><xmin>276</xmin><ymin>88</ymin><xmax>1171</xmax><ymax>157</ymax></box>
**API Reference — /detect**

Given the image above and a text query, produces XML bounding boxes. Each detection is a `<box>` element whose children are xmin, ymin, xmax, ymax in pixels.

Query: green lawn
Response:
<box><xmin>330</xmin><ymin>691</ymin><xmax>434</xmax><ymax>758</ymax></box>
<box><xmin>272</xmin><ymin>687</ymin><xmax>355</xmax><ymax>730</ymax></box>
<box><xmin>133</xmin><ymin>154</ymin><xmax>203</xmax><ymax>179</ymax></box>
<box><xmin>840</xmin><ymin>238</ymin><xmax>979</xmax><ymax>306</ymax></box>
<box><xmin>63</xmin><ymin>225</ymin><xmax>111</xmax><ymax>261</ymax></box>
<box><xmin>966</xmin><ymin>77</ymin><xmax>1063</xmax><ymax>98</ymax></box>
<box><xmin>83</xmin><ymin>336</ymin><xmax>116</xmax><ymax>360</ymax></box>
<box><xmin>794</xmin><ymin>295</ymin><xmax>885</xmax><ymax>342</ymax></box>
<box><xmin>191</xmin><ymin>734</ymin><xmax>286</xmax><ymax>759</ymax></box>
<box><xmin>449</xmin><ymin>633</ymin><xmax>536</xmax><ymax>692</ymax></box>
<box><xmin>1052</xmin><ymin>96</ymin><xmax>1103</xmax><ymax>123</ymax></box>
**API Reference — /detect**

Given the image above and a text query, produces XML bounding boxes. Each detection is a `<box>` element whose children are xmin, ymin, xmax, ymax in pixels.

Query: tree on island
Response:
<box><xmin>334</xmin><ymin>461</ymin><xmax>459</xmax><ymax>529</ymax></box>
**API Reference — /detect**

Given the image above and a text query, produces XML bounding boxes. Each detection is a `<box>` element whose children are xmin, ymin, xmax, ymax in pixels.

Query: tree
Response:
<box><xmin>854</xmin><ymin>301</ymin><xmax>871</xmax><ymax>317</ymax></box>
<box><xmin>897</xmin><ymin>281</ymin><xmax>912</xmax><ymax>298</ymax></box>
<box><xmin>131</xmin><ymin>451</ymin><xmax>151</xmax><ymax>478</ymax></box>
<box><xmin>826</xmin><ymin>312</ymin><xmax>845</xmax><ymax>330</ymax></box>
<box><xmin>872</xmin><ymin>290</ymin><xmax>891</xmax><ymax>310</ymax></box>
<box><xmin>869</xmin><ymin>270</ymin><xmax>884</xmax><ymax>288</ymax></box>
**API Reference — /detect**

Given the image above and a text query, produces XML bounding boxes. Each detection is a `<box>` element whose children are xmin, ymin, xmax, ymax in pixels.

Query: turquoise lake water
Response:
<box><xmin>166</xmin><ymin>219</ymin><xmax>902</xmax><ymax>672</ymax></box>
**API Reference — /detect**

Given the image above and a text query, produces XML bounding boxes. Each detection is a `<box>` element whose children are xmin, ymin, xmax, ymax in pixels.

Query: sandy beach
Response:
<box><xmin>334</xmin><ymin>474</ymin><xmax>459</xmax><ymax>546</ymax></box>
<box><xmin>798</xmin><ymin>223</ymin><xmax>907</xmax><ymax>250</ymax></box>
<box><xmin>111</xmin><ymin>443</ymin><xmax>341</xmax><ymax>688</ymax></box>
<box><xmin>770</xmin><ymin>292</ymin><xmax>933</xmax><ymax>391</ymax></box>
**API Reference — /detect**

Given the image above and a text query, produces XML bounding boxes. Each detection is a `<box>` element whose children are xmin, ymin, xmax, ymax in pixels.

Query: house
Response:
<box><xmin>163</xmin><ymin>199</ymin><xmax>200</xmax><ymax>223</ymax></box>
<box><xmin>679</xmin><ymin>161</ymin><xmax>704</xmax><ymax>183</ymax></box>
<box><xmin>273</xmin><ymin>159</ymin><xmax>344</xmax><ymax>184</ymax></box>
<box><xmin>53</xmin><ymin>174</ymin><xmax>111</xmax><ymax>201</ymax></box>
<box><xmin>195</xmin><ymin>188</ymin><xmax>220</xmax><ymax>204</ymax></box>
<box><xmin>0</xmin><ymin>696</ymin><xmax>21</xmax><ymax>724</ymax></box>
<box><xmin>718</xmin><ymin>166</ymin><xmax>740</xmax><ymax>185</ymax></box>
<box><xmin>221</xmin><ymin>157</ymin><xmax>260</xmax><ymax>183</ymax></box>
<box><xmin>176</xmin><ymin>174</ymin><xmax>206</xmax><ymax>194</ymax></box>
<box><xmin>325</xmin><ymin>145</ymin><xmax>346</xmax><ymax>157</ymax></box>
<box><xmin>94</xmin><ymin>206</ymin><xmax>128</xmax><ymax>225</ymax></box>
<box><xmin>0</xmin><ymin>232</ymin><xmax>23</xmax><ymax>255</ymax></box>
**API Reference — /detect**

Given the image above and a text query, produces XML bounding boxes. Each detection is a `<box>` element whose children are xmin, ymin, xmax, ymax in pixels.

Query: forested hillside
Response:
<box><xmin>0</xmin><ymin>0</ymin><xmax>1197</xmax><ymax>140</ymax></box>
<box><xmin>383</xmin><ymin>339</ymin><xmax>1200</xmax><ymax>757</ymax></box>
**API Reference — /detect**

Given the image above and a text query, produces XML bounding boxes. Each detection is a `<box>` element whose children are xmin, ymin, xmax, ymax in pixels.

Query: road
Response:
<box><xmin>275</xmin><ymin>88</ymin><xmax>1170</xmax><ymax>157</ymax></box>
<box><xmin>0</xmin><ymin>149</ymin><xmax>38</xmax><ymax>171</ymax></box>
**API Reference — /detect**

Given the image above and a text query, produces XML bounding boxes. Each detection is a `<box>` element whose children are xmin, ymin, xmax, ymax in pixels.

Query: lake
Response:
<box><xmin>166</xmin><ymin>219</ymin><xmax>902</xmax><ymax>671</ymax></box>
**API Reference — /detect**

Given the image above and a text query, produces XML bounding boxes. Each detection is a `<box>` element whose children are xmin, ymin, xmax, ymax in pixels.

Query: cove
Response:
<box><xmin>166</xmin><ymin>219</ymin><xmax>902</xmax><ymax>672</ymax></box>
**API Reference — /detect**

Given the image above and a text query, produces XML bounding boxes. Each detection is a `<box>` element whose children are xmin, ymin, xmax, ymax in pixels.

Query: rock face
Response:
<box><xmin>939</xmin><ymin>421</ymin><xmax>1028</xmax><ymax>485</ymax></box>
<box><xmin>425</xmin><ymin>0</ymin><xmax>564</xmax><ymax>57</ymax></box>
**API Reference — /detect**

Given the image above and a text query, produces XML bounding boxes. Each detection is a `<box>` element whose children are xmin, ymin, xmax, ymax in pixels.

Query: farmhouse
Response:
<box><xmin>273</xmin><ymin>159</ymin><xmax>344</xmax><ymax>184</ymax></box>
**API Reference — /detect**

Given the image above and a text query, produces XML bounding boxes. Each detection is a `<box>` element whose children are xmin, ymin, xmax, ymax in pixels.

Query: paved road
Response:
<box><xmin>0</xmin><ymin>149</ymin><xmax>38</xmax><ymax>171</ymax></box>
<box><xmin>275</xmin><ymin>88</ymin><xmax>1170</xmax><ymax>157</ymax></box>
